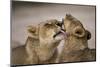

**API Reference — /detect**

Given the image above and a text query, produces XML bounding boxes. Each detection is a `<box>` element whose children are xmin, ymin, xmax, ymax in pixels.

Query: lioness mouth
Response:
<box><xmin>53</xmin><ymin>30</ymin><xmax>67</xmax><ymax>38</ymax></box>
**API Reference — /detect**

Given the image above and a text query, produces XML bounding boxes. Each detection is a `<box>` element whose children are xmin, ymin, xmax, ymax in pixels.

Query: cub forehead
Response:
<box><xmin>64</xmin><ymin>14</ymin><xmax>83</xmax><ymax>27</ymax></box>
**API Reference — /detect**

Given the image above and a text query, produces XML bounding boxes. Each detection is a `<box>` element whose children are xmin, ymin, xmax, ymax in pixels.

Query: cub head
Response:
<box><xmin>63</xmin><ymin>14</ymin><xmax>91</xmax><ymax>51</ymax></box>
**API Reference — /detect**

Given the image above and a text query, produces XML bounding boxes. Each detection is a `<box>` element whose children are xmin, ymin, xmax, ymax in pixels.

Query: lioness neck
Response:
<box><xmin>36</xmin><ymin>42</ymin><xmax>58</xmax><ymax>62</ymax></box>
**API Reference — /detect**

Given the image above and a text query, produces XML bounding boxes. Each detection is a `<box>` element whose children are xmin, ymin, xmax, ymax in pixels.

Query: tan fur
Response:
<box><xmin>60</xmin><ymin>14</ymin><xmax>96</xmax><ymax>62</ymax></box>
<box><xmin>11</xmin><ymin>19</ymin><xmax>65</xmax><ymax>65</ymax></box>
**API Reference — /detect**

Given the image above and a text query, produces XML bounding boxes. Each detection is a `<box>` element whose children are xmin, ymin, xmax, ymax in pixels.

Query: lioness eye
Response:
<box><xmin>44</xmin><ymin>23</ymin><xmax>52</xmax><ymax>27</ymax></box>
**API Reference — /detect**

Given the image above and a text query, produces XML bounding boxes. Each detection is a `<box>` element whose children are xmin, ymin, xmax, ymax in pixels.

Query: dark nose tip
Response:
<box><xmin>56</xmin><ymin>22</ymin><xmax>63</xmax><ymax>27</ymax></box>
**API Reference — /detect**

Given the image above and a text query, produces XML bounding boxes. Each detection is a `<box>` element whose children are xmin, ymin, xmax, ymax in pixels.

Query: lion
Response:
<box><xmin>11</xmin><ymin>19</ymin><xmax>66</xmax><ymax>65</ymax></box>
<box><xmin>60</xmin><ymin>14</ymin><xmax>96</xmax><ymax>62</ymax></box>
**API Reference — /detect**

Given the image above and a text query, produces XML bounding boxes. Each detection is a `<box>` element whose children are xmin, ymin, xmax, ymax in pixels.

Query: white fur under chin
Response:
<box><xmin>54</xmin><ymin>34</ymin><xmax>65</xmax><ymax>41</ymax></box>
<box><xmin>57</xmin><ymin>40</ymin><xmax>65</xmax><ymax>54</ymax></box>
<box><xmin>55</xmin><ymin>40</ymin><xmax>65</xmax><ymax>63</ymax></box>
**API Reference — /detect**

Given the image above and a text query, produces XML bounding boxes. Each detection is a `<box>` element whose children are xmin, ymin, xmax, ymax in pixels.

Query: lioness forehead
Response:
<box><xmin>38</xmin><ymin>19</ymin><xmax>60</xmax><ymax>28</ymax></box>
<box><xmin>41</xmin><ymin>19</ymin><xmax>60</xmax><ymax>24</ymax></box>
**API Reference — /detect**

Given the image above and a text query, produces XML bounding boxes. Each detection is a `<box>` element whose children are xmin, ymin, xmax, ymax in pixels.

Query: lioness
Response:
<box><xmin>60</xmin><ymin>14</ymin><xmax>96</xmax><ymax>62</ymax></box>
<box><xmin>11</xmin><ymin>19</ymin><xmax>66</xmax><ymax>65</ymax></box>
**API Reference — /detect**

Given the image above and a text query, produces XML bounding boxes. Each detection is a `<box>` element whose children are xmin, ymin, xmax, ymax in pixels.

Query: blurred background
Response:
<box><xmin>11</xmin><ymin>1</ymin><xmax>96</xmax><ymax>49</ymax></box>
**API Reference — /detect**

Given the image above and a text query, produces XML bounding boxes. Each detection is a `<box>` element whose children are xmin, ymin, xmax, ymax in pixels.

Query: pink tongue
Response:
<box><xmin>60</xmin><ymin>30</ymin><xmax>68</xmax><ymax>38</ymax></box>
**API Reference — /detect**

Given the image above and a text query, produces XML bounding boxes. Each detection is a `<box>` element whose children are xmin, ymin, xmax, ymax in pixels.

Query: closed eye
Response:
<box><xmin>44</xmin><ymin>23</ymin><xmax>52</xmax><ymax>27</ymax></box>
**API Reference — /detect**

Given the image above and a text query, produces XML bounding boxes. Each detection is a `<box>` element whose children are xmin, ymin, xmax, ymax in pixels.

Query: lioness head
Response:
<box><xmin>39</xmin><ymin>20</ymin><xmax>66</xmax><ymax>47</ymax></box>
<box><xmin>63</xmin><ymin>14</ymin><xmax>91</xmax><ymax>51</ymax></box>
<box><xmin>27</xmin><ymin>19</ymin><xmax>66</xmax><ymax>61</ymax></box>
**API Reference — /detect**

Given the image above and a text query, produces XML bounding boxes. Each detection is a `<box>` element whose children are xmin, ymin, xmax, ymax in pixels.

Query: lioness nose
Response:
<box><xmin>56</xmin><ymin>22</ymin><xmax>62</xmax><ymax>27</ymax></box>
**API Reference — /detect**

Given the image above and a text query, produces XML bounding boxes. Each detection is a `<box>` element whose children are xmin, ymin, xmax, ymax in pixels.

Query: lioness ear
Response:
<box><xmin>27</xmin><ymin>25</ymin><xmax>36</xmax><ymax>34</ymax></box>
<box><xmin>27</xmin><ymin>25</ymin><xmax>39</xmax><ymax>39</ymax></box>
<box><xmin>86</xmin><ymin>30</ymin><xmax>91</xmax><ymax>40</ymax></box>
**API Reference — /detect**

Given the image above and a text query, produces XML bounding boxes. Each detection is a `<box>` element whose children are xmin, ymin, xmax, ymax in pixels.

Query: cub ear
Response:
<box><xmin>27</xmin><ymin>25</ymin><xmax>39</xmax><ymax>39</ymax></box>
<box><xmin>86</xmin><ymin>30</ymin><xmax>91</xmax><ymax>40</ymax></box>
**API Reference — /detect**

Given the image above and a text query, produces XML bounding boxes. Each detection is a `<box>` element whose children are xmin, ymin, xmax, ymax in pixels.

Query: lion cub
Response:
<box><xmin>60</xmin><ymin>14</ymin><xmax>96</xmax><ymax>62</ymax></box>
<box><xmin>11</xmin><ymin>19</ymin><xmax>66</xmax><ymax>65</ymax></box>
